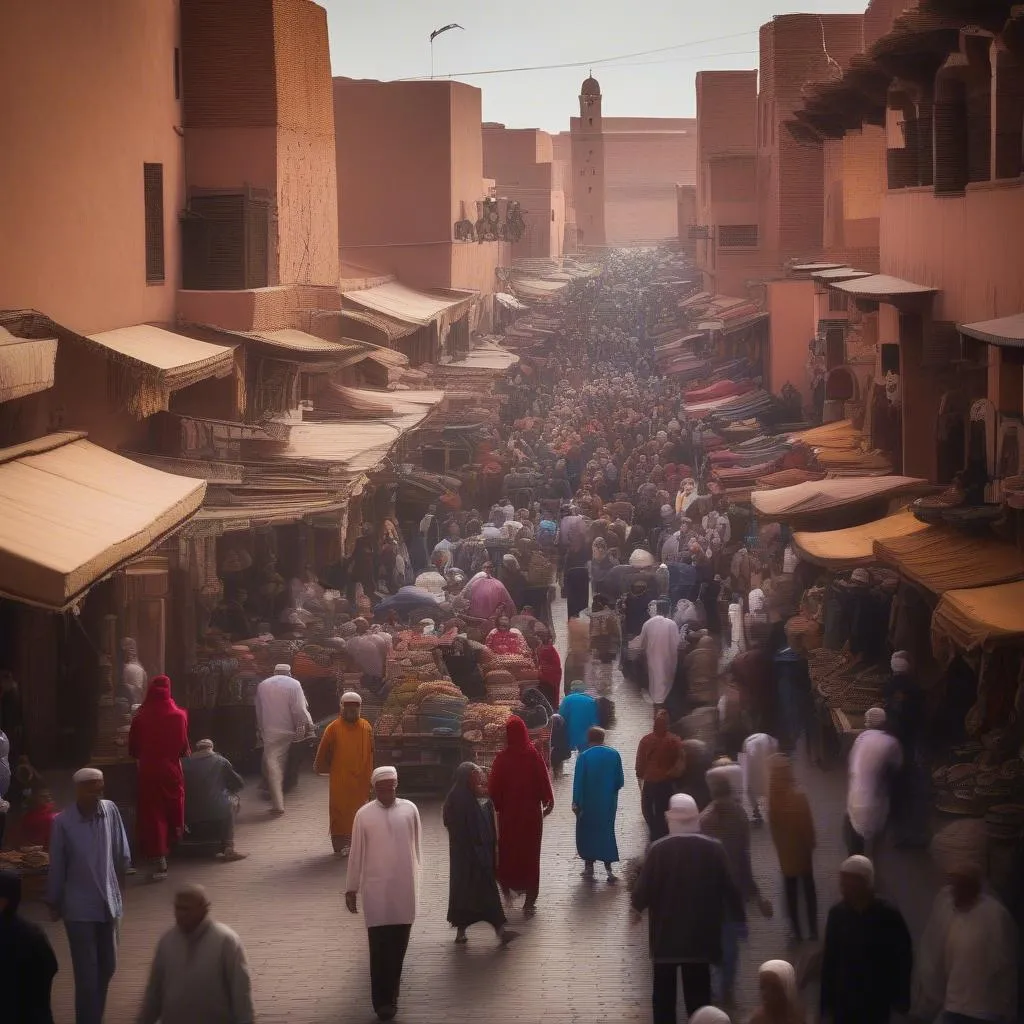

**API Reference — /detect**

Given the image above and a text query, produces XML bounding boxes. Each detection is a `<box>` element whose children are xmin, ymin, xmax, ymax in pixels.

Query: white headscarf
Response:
<box><xmin>758</xmin><ymin>959</ymin><xmax>799</xmax><ymax>1009</ymax></box>
<box><xmin>665</xmin><ymin>793</ymin><xmax>700</xmax><ymax>834</ymax></box>
<box><xmin>748</xmin><ymin>588</ymin><xmax>766</xmax><ymax>615</ymax></box>
<box><xmin>690</xmin><ymin>1008</ymin><xmax>732</xmax><ymax>1024</ymax></box>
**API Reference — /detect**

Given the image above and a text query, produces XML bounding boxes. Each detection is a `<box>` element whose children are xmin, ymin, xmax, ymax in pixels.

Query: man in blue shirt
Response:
<box><xmin>46</xmin><ymin>767</ymin><xmax>130</xmax><ymax>1024</ymax></box>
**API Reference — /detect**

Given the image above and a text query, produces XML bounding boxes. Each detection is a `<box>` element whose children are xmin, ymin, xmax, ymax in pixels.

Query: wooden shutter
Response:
<box><xmin>143</xmin><ymin>163</ymin><xmax>165</xmax><ymax>284</ymax></box>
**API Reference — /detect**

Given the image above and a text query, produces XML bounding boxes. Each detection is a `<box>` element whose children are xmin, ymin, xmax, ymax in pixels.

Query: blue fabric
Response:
<box><xmin>64</xmin><ymin>920</ymin><xmax>118</xmax><ymax>1024</ymax></box>
<box><xmin>572</xmin><ymin>744</ymin><xmax>624</xmax><ymax>863</ymax></box>
<box><xmin>46</xmin><ymin>801</ymin><xmax>130</xmax><ymax>923</ymax></box>
<box><xmin>557</xmin><ymin>692</ymin><xmax>599</xmax><ymax>752</ymax></box>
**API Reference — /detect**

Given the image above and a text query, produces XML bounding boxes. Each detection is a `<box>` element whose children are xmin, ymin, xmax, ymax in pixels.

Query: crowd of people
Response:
<box><xmin>1</xmin><ymin>249</ymin><xmax>1020</xmax><ymax>1024</ymax></box>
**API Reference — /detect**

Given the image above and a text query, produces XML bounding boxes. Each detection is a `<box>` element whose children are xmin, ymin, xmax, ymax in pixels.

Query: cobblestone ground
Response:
<box><xmin>35</xmin><ymin>599</ymin><xmax>938</xmax><ymax>1024</ymax></box>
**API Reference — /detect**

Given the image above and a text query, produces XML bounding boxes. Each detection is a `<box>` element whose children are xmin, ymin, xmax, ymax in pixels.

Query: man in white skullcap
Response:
<box><xmin>253</xmin><ymin>664</ymin><xmax>314</xmax><ymax>816</ymax></box>
<box><xmin>46</xmin><ymin>767</ymin><xmax>131</xmax><ymax>1024</ymax></box>
<box><xmin>845</xmin><ymin>706</ymin><xmax>902</xmax><ymax>859</ymax></box>
<box><xmin>820</xmin><ymin>855</ymin><xmax>912</xmax><ymax>1024</ymax></box>
<box><xmin>313</xmin><ymin>691</ymin><xmax>374</xmax><ymax>856</ymax></box>
<box><xmin>631</xmin><ymin>792</ymin><xmax>745</xmax><ymax>1023</ymax></box>
<box><xmin>346</xmin><ymin>767</ymin><xmax>422</xmax><ymax>1022</ymax></box>
<box><xmin>137</xmin><ymin>883</ymin><xmax>254</xmax><ymax>1024</ymax></box>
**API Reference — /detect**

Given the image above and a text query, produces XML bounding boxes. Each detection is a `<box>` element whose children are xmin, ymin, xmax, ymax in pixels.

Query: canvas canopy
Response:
<box><xmin>873</xmin><ymin>526</ymin><xmax>1024</xmax><ymax>595</ymax></box>
<box><xmin>751</xmin><ymin>475</ymin><xmax>928</xmax><ymax>520</ymax></box>
<box><xmin>792</xmin><ymin>509</ymin><xmax>928</xmax><ymax>569</ymax></box>
<box><xmin>344</xmin><ymin>281</ymin><xmax>474</xmax><ymax>333</ymax></box>
<box><xmin>85</xmin><ymin>324</ymin><xmax>236</xmax><ymax>416</ymax></box>
<box><xmin>0</xmin><ymin>327</ymin><xmax>56</xmax><ymax>403</ymax></box>
<box><xmin>0</xmin><ymin>432</ymin><xmax>206</xmax><ymax>610</ymax></box>
<box><xmin>932</xmin><ymin>580</ymin><xmax>1024</xmax><ymax>654</ymax></box>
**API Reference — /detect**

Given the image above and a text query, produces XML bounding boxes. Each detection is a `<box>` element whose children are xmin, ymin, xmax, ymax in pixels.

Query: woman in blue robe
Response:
<box><xmin>572</xmin><ymin>727</ymin><xmax>624</xmax><ymax>881</ymax></box>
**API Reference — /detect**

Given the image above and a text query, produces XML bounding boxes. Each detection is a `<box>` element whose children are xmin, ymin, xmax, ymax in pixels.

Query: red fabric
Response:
<box><xmin>535</xmin><ymin>642</ymin><xmax>562</xmax><ymax>706</ymax></box>
<box><xmin>488</xmin><ymin>716</ymin><xmax>553</xmax><ymax>895</ymax></box>
<box><xmin>486</xmin><ymin>628</ymin><xmax>531</xmax><ymax>658</ymax></box>
<box><xmin>20</xmin><ymin>803</ymin><xmax>57</xmax><ymax>849</ymax></box>
<box><xmin>128</xmin><ymin>675</ymin><xmax>190</xmax><ymax>859</ymax></box>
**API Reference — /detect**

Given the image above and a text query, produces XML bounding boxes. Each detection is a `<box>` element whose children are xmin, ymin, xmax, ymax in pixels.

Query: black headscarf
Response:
<box><xmin>442</xmin><ymin>762</ymin><xmax>496</xmax><ymax>870</ymax></box>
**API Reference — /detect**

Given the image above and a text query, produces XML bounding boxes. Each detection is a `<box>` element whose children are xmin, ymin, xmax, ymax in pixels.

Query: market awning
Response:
<box><xmin>831</xmin><ymin>274</ymin><xmax>938</xmax><ymax>300</ymax></box>
<box><xmin>751</xmin><ymin>475</ymin><xmax>930</xmax><ymax>521</ymax></box>
<box><xmin>223</xmin><ymin>327</ymin><xmax>372</xmax><ymax>363</ymax></box>
<box><xmin>83</xmin><ymin>324</ymin><xmax>236</xmax><ymax>417</ymax></box>
<box><xmin>0</xmin><ymin>327</ymin><xmax>57</xmax><ymax>403</ymax></box>
<box><xmin>314</xmin><ymin>384</ymin><xmax>444</xmax><ymax>420</ymax></box>
<box><xmin>932</xmin><ymin>580</ymin><xmax>1024</xmax><ymax>654</ymax></box>
<box><xmin>495</xmin><ymin>292</ymin><xmax>527</xmax><ymax>311</ymax></box>
<box><xmin>812</xmin><ymin>267</ymin><xmax>873</xmax><ymax>283</ymax></box>
<box><xmin>440</xmin><ymin>340</ymin><xmax>519</xmax><ymax>372</ymax></box>
<box><xmin>873</xmin><ymin>525</ymin><xmax>1024</xmax><ymax>595</ymax></box>
<box><xmin>343</xmin><ymin>281</ymin><xmax>475</xmax><ymax>334</ymax></box>
<box><xmin>0</xmin><ymin>432</ymin><xmax>206</xmax><ymax>610</ymax></box>
<box><xmin>792</xmin><ymin>509</ymin><xmax>929</xmax><ymax>570</ymax></box>
<box><xmin>791</xmin><ymin>262</ymin><xmax>847</xmax><ymax>274</ymax></box>
<box><xmin>248</xmin><ymin>410</ymin><xmax>431</xmax><ymax>478</ymax></box>
<box><xmin>958</xmin><ymin>313</ymin><xmax>1024</xmax><ymax>350</ymax></box>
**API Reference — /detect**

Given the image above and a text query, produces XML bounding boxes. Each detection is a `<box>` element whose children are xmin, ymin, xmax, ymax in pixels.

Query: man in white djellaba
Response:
<box><xmin>345</xmin><ymin>766</ymin><xmax>422</xmax><ymax>1023</ymax></box>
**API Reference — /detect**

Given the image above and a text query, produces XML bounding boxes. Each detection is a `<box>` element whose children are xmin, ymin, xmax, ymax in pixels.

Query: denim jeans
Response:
<box><xmin>717</xmin><ymin>919</ymin><xmax>747</xmax><ymax>998</ymax></box>
<box><xmin>65</xmin><ymin>919</ymin><xmax>118</xmax><ymax>1024</ymax></box>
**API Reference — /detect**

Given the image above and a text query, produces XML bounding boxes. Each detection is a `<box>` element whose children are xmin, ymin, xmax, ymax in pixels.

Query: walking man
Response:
<box><xmin>635</xmin><ymin>709</ymin><xmax>685</xmax><ymax>843</ymax></box>
<box><xmin>254</xmin><ymin>663</ymin><xmax>314</xmax><ymax>815</ymax></box>
<box><xmin>46</xmin><ymin>767</ymin><xmax>131</xmax><ymax>1024</ymax></box>
<box><xmin>573</xmin><ymin>726</ymin><xmax>624</xmax><ymax>882</ymax></box>
<box><xmin>845</xmin><ymin>707</ymin><xmax>902</xmax><ymax>857</ymax></box>
<box><xmin>137</xmin><ymin>884</ymin><xmax>254</xmax><ymax>1024</ymax></box>
<box><xmin>820</xmin><ymin>856</ymin><xmax>912</xmax><ymax>1024</ymax></box>
<box><xmin>313</xmin><ymin>691</ymin><xmax>374</xmax><ymax>855</ymax></box>
<box><xmin>631</xmin><ymin>793</ymin><xmax>745</xmax><ymax>1023</ymax></box>
<box><xmin>346</xmin><ymin>766</ymin><xmax>422</xmax><ymax>1022</ymax></box>
<box><xmin>630</xmin><ymin>598</ymin><xmax>680</xmax><ymax>708</ymax></box>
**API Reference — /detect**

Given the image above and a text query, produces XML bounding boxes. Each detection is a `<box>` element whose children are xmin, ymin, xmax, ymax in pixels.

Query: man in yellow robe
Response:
<box><xmin>313</xmin><ymin>691</ymin><xmax>374</xmax><ymax>855</ymax></box>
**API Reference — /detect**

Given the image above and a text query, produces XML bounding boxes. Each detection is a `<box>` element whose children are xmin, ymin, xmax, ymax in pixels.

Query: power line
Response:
<box><xmin>604</xmin><ymin>48</ymin><xmax>758</xmax><ymax>69</ymax></box>
<box><xmin>399</xmin><ymin>30</ymin><xmax>758</xmax><ymax>81</ymax></box>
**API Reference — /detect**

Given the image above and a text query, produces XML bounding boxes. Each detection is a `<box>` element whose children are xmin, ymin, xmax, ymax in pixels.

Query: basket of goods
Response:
<box><xmin>291</xmin><ymin>649</ymin><xmax>336</xmax><ymax>681</ymax></box>
<box><xmin>484</xmin><ymin>669</ymin><xmax>515</xmax><ymax>688</ymax></box>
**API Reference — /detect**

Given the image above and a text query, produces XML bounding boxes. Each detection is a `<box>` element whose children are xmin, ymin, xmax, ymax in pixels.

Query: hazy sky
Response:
<box><xmin>324</xmin><ymin>1</ymin><xmax>862</xmax><ymax>133</ymax></box>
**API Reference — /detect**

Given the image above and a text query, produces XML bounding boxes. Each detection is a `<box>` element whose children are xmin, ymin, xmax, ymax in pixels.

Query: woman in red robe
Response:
<box><xmin>487</xmin><ymin>715</ymin><xmax>553</xmax><ymax>917</ymax></box>
<box><xmin>128</xmin><ymin>675</ymin><xmax>189</xmax><ymax>881</ymax></box>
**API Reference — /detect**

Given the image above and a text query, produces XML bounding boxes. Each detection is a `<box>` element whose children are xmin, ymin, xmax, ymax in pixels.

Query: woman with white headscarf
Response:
<box><xmin>748</xmin><ymin>960</ymin><xmax>804</xmax><ymax>1023</ymax></box>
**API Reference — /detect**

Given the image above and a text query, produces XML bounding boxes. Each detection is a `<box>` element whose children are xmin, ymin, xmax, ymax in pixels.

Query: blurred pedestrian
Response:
<box><xmin>820</xmin><ymin>856</ymin><xmax>912</xmax><ymax>1024</ymax></box>
<box><xmin>748</xmin><ymin>959</ymin><xmax>804</xmax><ymax>1024</ymax></box>
<box><xmin>0</xmin><ymin>869</ymin><xmax>58</xmax><ymax>1024</ymax></box>
<box><xmin>767</xmin><ymin>755</ymin><xmax>817</xmax><ymax>942</ymax></box>
<box><xmin>845</xmin><ymin>707</ymin><xmax>902</xmax><ymax>858</ymax></box>
<box><xmin>635</xmin><ymin>709</ymin><xmax>685</xmax><ymax>842</ymax></box>
<box><xmin>631</xmin><ymin>793</ymin><xmax>745</xmax><ymax>1024</ymax></box>
<box><xmin>254</xmin><ymin>663</ymin><xmax>314</xmax><ymax>816</ymax></box>
<box><xmin>137</xmin><ymin>884</ymin><xmax>253</xmax><ymax>1024</ymax></box>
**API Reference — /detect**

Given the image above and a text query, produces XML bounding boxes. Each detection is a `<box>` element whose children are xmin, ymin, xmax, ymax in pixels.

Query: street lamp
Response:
<box><xmin>429</xmin><ymin>23</ymin><xmax>464</xmax><ymax>79</ymax></box>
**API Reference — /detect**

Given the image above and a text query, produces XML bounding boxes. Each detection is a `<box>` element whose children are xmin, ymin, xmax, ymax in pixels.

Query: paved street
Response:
<box><xmin>35</xmin><ymin>599</ymin><xmax>938</xmax><ymax>1023</ymax></box>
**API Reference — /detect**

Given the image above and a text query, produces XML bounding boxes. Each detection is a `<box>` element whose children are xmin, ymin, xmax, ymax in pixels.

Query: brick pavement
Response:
<box><xmin>34</xmin><ymin>599</ymin><xmax>938</xmax><ymax>1023</ymax></box>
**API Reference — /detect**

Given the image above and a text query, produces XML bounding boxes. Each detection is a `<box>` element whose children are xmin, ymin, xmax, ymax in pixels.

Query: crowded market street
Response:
<box><xmin>32</xmin><ymin>595</ymin><xmax>937</xmax><ymax>1024</ymax></box>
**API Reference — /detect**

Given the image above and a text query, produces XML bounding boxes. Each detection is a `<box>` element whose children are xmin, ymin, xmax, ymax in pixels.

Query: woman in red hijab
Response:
<box><xmin>487</xmin><ymin>715</ymin><xmax>554</xmax><ymax>918</ymax></box>
<box><xmin>128</xmin><ymin>676</ymin><xmax>189</xmax><ymax>881</ymax></box>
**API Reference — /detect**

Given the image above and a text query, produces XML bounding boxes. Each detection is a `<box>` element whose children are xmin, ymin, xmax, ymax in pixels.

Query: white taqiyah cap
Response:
<box><xmin>371</xmin><ymin>766</ymin><xmax>398</xmax><ymax>785</ymax></box>
<box><xmin>273</xmin><ymin>663</ymin><xmax>291</xmax><ymax>675</ymax></box>
<box><xmin>840</xmin><ymin>854</ymin><xmax>875</xmax><ymax>886</ymax></box>
<box><xmin>73</xmin><ymin>767</ymin><xmax>104</xmax><ymax>784</ymax></box>
<box><xmin>341</xmin><ymin>691</ymin><xmax>362</xmax><ymax>704</ymax></box>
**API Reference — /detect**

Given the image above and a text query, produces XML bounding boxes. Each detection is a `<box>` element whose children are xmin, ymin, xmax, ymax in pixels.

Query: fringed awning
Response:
<box><xmin>84</xmin><ymin>324</ymin><xmax>237</xmax><ymax>419</ymax></box>
<box><xmin>0</xmin><ymin>432</ymin><xmax>206</xmax><ymax>610</ymax></box>
<box><xmin>0</xmin><ymin>327</ymin><xmax>56</xmax><ymax>403</ymax></box>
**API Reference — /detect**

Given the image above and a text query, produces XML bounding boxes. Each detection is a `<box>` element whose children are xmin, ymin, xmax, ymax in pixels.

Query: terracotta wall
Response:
<box><xmin>272</xmin><ymin>0</ymin><xmax>339</xmax><ymax>287</ymax></box>
<box><xmin>823</xmin><ymin>128</ymin><xmax>885</xmax><ymax>253</ymax></box>
<box><xmin>759</xmin><ymin>14</ymin><xmax>865</xmax><ymax>262</ymax></box>
<box><xmin>767</xmin><ymin>279</ymin><xmax>817</xmax><ymax>401</ymax></box>
<box><xmin>334</xmin><ymin>78</ymin><xmax>452</xmax><ymax>251</ymax></box>
<box><xmin>881</xmin><ymin>181</ymin><xmax>1024</xmax><ymax>324</ymax></box>
<box><xmin>449</xmin><ymin>83</ymin><xmax>489</xmax><ymax>230</ymax></box>
<box><xmin>0</xmin><ymin>0</ymin><xmax>182</xmax><ymax>334</ymax></box>
<box><xmin>697</xmin><ymin>72</ymin><xmax>758</xmax><ymax>158</ymax></box>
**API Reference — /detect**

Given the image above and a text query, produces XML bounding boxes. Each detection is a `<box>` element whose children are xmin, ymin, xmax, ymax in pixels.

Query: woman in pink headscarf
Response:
<box><xmin>128</xmin><ymin>675</ymin><xmax>190</xmax><ymax>881</ymax></box>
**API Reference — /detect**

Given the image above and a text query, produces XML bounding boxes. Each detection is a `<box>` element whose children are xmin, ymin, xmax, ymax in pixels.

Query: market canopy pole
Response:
<box><xmin>430</xmin><ymin>23</ymin><xmax>464</xmax><ymax>79</ymax></box>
